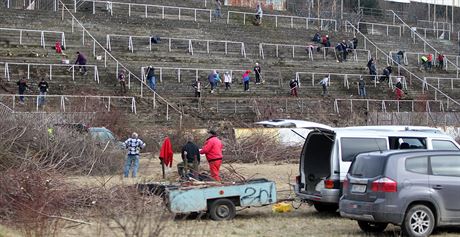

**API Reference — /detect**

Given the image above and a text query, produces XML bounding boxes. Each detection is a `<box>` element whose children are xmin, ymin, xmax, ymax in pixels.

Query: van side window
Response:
<box><xmin>431</xmin><ymin>140</ymin><xmax>459</xmax><ymax>150</ymax></box>
<box><xmin>430</xmin><ymin>155</ymin><xmax>460</xmax><ymax>177</ymax></box>
<box><xmin>340</xmin><ymin>138</ymin><xmax>387</xmax><ymax>161</ymax></box>
<box><xmin>405</xmin><ymin>157</ymin><xmax>428</xmax><ymax>174</ymax></box>
<box><xmin>389</xmin><ymin>137</ymin><xmax>426</xmax><ymax>149</ymax></box>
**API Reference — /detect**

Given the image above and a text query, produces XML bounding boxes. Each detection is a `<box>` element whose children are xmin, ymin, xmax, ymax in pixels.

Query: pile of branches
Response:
<box><xmin>224</xmin><ymin>130</ymin><xmax>301</xmax><ymax>163</ymax></box>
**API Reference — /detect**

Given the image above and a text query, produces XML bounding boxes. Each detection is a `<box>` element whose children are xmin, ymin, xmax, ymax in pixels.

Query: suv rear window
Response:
<box><xmin>341</xmin><ymin>138</ymin><xmax>387</xmax><ymax>161</ymax></box>
<box><xmin>349</xmin><ymin>155</ymin><xmax>387</xmax><ymax>178</ymax></box>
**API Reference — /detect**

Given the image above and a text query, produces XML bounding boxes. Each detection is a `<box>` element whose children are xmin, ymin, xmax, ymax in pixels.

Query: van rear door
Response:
<box><xmin>299</xmin><ymin>128</ymin><xmax>336</xmax><ymax>194</ymax></box>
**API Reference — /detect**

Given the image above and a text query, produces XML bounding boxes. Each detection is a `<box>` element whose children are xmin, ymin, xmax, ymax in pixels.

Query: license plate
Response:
<box><xmin>351</xmin><ymin>184</ymin><xmax>367</xmax><ymax>193</ymax></box>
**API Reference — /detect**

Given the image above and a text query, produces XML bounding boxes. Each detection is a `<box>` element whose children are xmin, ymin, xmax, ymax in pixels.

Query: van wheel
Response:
<box><xmin>208</xmin><ymin>198</ymin><xmax>236</xmax><ymax>221</ymax></box>
<box><xmin>313</xmin><ymin>203</ymin><xmax>338</xmax><ymax>213</ymax></box>
<box><xmin>357</xmin><ymin>221</ymin><xmax>388</xmax><ymax>233</ymax></box>
<box><xmin>402</xmin><ymin>205</ymin><xmax>435</xmax><ymax>237</ymax></box>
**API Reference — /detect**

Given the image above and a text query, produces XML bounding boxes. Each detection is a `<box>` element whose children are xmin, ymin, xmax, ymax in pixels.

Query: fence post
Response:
<box><xmin>177</xmin><ymin>69</ymin><xmax>181</xmax><ymax>83</ymax></box>
<box><xmin>74</xmin><ymin>0</ymin><xmax>76</xmax><ymax>13</ymax></box>
<box><xmin>40</xmin><ymin>31</ymin><xmax>45</xmax><ymax>48</ymax></box>
<box><xmin>104</xmin><ymin>51</ymin><xmax>107</xmax><ymax>67</ymax></box>
<box><xmin>92</xmin><ymin>40</ymin><xmax>96</xmax><ymax>56</ymax></box>
<box><xmin>128</xmin><ymin>3</ymin><xmax>131</xmax><ymax>17</ymax></box>
<box><xmin>7</xmin><ymin>0</ymin><xmax>10</xmax><ymax>8</ymax></box>
<box><xmin>129</xmin><ymin>36</ymin><xmax>133</xmax><ymax>53</ymax></box>
<box><xmin>95</xmin><ymin>66</ymin><xmax>100</xmax><ymax>83</ymax></box>
<box><xmin>162</xmin><ymin>6</ymin><xmax>165</xmax><ymax>19</ymax></box>
<box><xmin>108</xmin><ymin>97</ymin><xmax>111</xmax><ymax>112</ymax></box>
<box><xmin>61</xmin><ymin>32</ymin><xmax>66</xmax><ymax>49</ymax></box>
<box><xmin>49</xmin><ymin>65</ymin><xmax>52</xmax><ymax>81</ymax></box>
<box><xmin>72</xmin><ymin>65</ymin><xmax>75</xmax><ymax>80</ymax></box>
<box><xmin>178</xmin><ymin>8</ymin><xmax>181</xmax><ymax>21</ymax></box>
<box><xmin>27</xmin><ymin>64</ymin><xmax>30</xmax><ymax>79</ymax></box>
<box><xmin>225</xmin><ymin>42</ymin><xmax>228</xmax><ymax>55</ymax></box>
<box><xmin>5</xmin><ymin>63</ymin><xmax>9</xmax><ymax>81</ymax></box>
<box><xmin>168</xmin><ymin>38</ymin><xmax>171</xmax><ymax>52</ymax></box>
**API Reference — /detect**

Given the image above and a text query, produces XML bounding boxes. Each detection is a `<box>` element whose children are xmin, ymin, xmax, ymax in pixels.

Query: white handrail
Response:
<box><xmin>0</xmin><ymin>27</ymin><xmax>66</xmax><ymax>49</ymax></box>
<box><xmin>387</xmin><ymin>51</ymin><xmax>459</xmax><ymax>73</ymax></box>
<box><xmin>140</xmin><ymin>66</ymin><xmax>248</xmax><ymax>83</ymax></box>
<box><xmin>79</xmin><ymin>0</ymin><xmax>212</xmax><ymax>23</ymax></box>
<box><xmin>390</xmin><ymin>10</ymin><xmax>460</xmax><ymax>78</ymax></box>
<box><xmin>1</xmin><ymin>62</ymin><xmax>99</xmax><ymax>83</ymax></box>
<box><xmin>295</xmin><ymin>71</ymin><xmax>407</xmax><ymax>90</ymax></box>
<box><xmin>334</xmin><ymin>98</ymin><xmax>443</xmax><ymax>114</ymax></box>
<box><xmin>259</xmin><ymin>43</ymin><xmax>371</xmax><ymax>62</ymax></box>
<box><xmin>106</xmin><ymin>34</ymin><xmax>246</xmax><ymax>57</ymax></box>
<box><xmin>424</xmin><ymin>76</ymin><xmax>460</xmax><ymax>91</ymax></box>
<box><xmin>357</xmin><ymin>22</ymin><xmax>402</xmax><ymax>37</ymax></box>
<box><xmin>345</xmin><ymin>20</ymin><xmax>460</xmax><ymax>109</ymax></box>
<box><xmin>226</xmin><ymin>10</ymin><xmax>337</xmax><ymax>31</ymax></box>
<box><xmin>60</xmin><ymin>1</ymin><xmax>182</xmax><ymax>125</ymax></box>
<box><xmin>0</xmin><ymin>94</ymin><xmax>137</xmax><ymax>114</ymax></box>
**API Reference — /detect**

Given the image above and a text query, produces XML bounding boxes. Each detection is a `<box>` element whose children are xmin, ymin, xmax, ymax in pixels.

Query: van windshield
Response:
<box><xmin>350</xmin><ymin>155</ymin><xmax>387</xmax><ymax>178</ymax></box>
<box><xmin>341</xmin><ymin>138</ymin><xmax>387</xmax><ymax>161</ymax></box>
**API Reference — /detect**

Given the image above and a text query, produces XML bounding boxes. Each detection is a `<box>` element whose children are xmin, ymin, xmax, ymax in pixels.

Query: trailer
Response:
<box><xmin>139</xmin><ymin>178</ymin><xmax>277</xmax><ymax>220</ymax></box>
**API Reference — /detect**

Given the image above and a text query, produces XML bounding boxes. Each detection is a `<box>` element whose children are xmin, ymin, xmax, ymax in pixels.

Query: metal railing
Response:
<box><xmin>2</xmin><ymin>62</ymin><xmax>99</xmax><ymax>83</ymax></box>
<box><xmin>357</xmin><ymin>22</ymin><xmax>402</xmax><ymax>37</ymax></box>
<box><xmin>411</xmin><ymin>26</ymin><xmax>452</xmax><ymax>41</ymax></box>
<box><xmin>0</xmin><ymin>94</ymin><xmax>137</xmax><ymax>113</ymax></box>
<box><xmin>388</xmin><ymin>51</ymin><xmax>459</xmax><ymax>73</ymax></box>
<box><xmin>140</xmin><ymin>66</ymin><xmax>247</xmax><ymax>83</ymax></box>
<box><xmin>417</xmin><ymin>20</ymin><xmax>451</xmax><ymax>31</ymax></box>
<box><xmin>345</xmin><ymin>21</ymin><xmax>460</xmax><ymax>111</ymax></box>
<box><xmin>61</xmin><ymin>1</ymin><xmax>182</xmax><ymax>125</ymax></box>
<box><xmin>423</xmin><ymin>76</ymin><xmax>460</xmax><ymax>91</ymax></box>
<box><xmin>334</xmin><ymin>99</ymin><xmax>444</xmax><ymax>115</ymax></box>
<box><xmin>0</xmin><ymin>27</ymin><xmax>66</xmax><ymax>49</ymax></box>
<box><xmin>259</xmin><ymin>43</ymin><xmax>371</xmax><ymax>62</ymax></box>
<box><xmin>295</xmin><ymin>72</ymin><xmax>407</xmax><ymax>90</ymax></box>
<box><xmin>4</xmin><ymin>0</ymin><xmax>59</xmax><ymax>11</ymax></box>
<box><xmin>226</xmin><ymin>10</ymin><xmax>337</xmax><ymax>31</ymax></box>
<box><xmin>389</xmin><ymin>10</ymin><xmax>460</xmax><ymax>77</ymax></box>
<box><xmin>106</xmin><ymin>34</ymin><xmax>246</xmax><ymax>57</ymax></box>
<box><xmin>77</xmin><ymin>0</ymin><xmax>212</xmax><ymax>23</ymax></box>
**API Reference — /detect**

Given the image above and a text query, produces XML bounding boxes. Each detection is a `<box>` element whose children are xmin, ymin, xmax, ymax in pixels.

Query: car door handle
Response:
<box><xmin>432</xmin><ymin>185</ymin><xmax>443</xmax><ymax>190</ymax></box>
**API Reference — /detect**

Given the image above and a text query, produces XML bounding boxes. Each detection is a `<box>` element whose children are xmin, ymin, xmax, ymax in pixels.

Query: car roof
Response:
<box><xmin>358</xmin><ymin>149</ymin><xmax>460</xmax><ymax>158</ymax></box>
<box><xmin>88</xmin><ymin>127</ymin><xmax>110</xmax><ymax>131</ymax></box>
<box><xmin>328</xmin><ymin>128</ymin><xmax>451</xmax><ymax>139</ymax></box>
<box><xmin>254</xmin><ymin>119</ymin><xmax>333</xmax><ymax>129</ymax></box>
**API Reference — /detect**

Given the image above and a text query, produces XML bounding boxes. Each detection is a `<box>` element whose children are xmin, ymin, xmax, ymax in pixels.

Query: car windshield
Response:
<box><xmin>90</xmin><ymin>130</ymin><xmax>115</xmax><ymax>141</ymax></box>
<box><xmin>349</xmin><ymin>155</ymin><xmax>386</xmax><ymax>178</ymax></box>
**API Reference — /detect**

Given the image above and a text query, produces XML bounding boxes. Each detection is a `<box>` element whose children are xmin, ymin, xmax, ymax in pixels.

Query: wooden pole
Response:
<box><xmin>317</xmin><ymin>0</ymin><xmax>320</xmax><ymax>18</ymax></box>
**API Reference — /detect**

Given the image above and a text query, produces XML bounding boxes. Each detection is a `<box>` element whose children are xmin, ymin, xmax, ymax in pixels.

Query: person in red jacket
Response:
<box><xmin>200</xmin><ymin>129</ymin><xmax>223</xmax><ymax>181</ymax></box>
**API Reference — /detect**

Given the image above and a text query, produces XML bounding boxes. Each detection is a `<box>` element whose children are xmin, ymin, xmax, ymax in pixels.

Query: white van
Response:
<box><xmin>293</xmin><ymin>124</ymin><xmax>460</xmax><ymax>212</ymax></box>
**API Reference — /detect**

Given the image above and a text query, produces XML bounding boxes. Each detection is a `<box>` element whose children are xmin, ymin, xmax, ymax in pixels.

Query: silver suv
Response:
<box><xmin>340</xmin><ymin>150</ymin><xmax>460</xmax><ymax>237</ymax></box>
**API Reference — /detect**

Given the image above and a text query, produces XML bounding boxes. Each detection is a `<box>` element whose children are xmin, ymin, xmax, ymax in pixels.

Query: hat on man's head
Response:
<box><xmin>208</xmin><ymin>129</ymin><xmax>218</xmax><ymax>136</ymax></box>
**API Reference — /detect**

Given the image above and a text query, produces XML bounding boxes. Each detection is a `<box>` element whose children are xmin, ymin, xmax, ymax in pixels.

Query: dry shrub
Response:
<box><xmin>224</xmin><ymin>130</ymin><xmax>301</xmax><ymax>164</ymax></box>
<box><xmin>93</xmin><ymin>185</ymin><xmax>172</xmax><ymax>237</ymax></box>
<box><xmin>0</xmin><ymin>112</ymin><xmax>124</xmax><ymax>175</ymax></box>
<box><xmin>0</xmin><ymin>167</ymin><xmax>171</xmax><ymax>237</ymax></box>
<box><xmin>0</xmin><ymin>167</ymin><xmax>92</xmax><ymax>237</ymax></box>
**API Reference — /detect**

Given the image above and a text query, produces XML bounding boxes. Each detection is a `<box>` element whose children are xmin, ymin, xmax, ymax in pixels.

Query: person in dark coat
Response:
<box><xmin>178</xmin><ymin>134</ymin><xmax>201</xmax><ymax>178</ymax></box>
<box><xmin>17</xmin><ymin>77</ymin><xmax>29</xmax><ymax>104</ymax></box>
<box><xmin>38</xmin><ymin>78</ymin><xmax>49</xmax><ymax>106</ymax></box>
<box><xmin>289</xmin><ymin>79</ymin><xmax>298</xmax><ymax>97</ymax></box>
<box><xmin>75</xmin><ymin>52</ymin><xmax>87</xmax><ymax>75</ymax></box>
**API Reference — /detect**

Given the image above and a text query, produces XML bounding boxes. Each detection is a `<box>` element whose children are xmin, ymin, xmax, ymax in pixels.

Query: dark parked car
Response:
<box><xmin>340</xmin><ymin>150</ymin><xmax>460</xmax><ymax>237</ymax></box>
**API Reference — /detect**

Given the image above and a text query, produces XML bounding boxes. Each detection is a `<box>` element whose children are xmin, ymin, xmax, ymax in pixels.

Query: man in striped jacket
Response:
<box><xmin>123</xmin><ymin>132</ymin><xmax>146</xmax><ymax>178</ymax></box>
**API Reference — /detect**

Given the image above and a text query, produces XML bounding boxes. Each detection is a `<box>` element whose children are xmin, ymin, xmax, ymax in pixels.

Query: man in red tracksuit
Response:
<box><xmin>200</xmin><ymin>130</ymin><xmax>223</xmax><ymax>181</ymax></box>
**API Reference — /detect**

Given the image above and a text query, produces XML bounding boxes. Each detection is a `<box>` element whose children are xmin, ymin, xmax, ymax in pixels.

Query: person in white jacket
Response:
<box><xmin>224</xmin><ymin>71</ymin><xmax>232</xmax><ymax>90</ymax></box>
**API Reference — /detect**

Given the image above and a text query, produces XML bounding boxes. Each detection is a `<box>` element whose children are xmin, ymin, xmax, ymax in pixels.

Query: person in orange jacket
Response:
<box><xmin>200</xmin><ymin>129</ymin><xmax>223</xmax><ymax>181</ymax></box>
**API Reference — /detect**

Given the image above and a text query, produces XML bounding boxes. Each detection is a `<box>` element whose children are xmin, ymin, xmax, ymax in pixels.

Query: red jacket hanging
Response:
<box><xmin>159</xmin><ymin>137</ymin><xmax>173</xmax><ymax>167</ymax></box>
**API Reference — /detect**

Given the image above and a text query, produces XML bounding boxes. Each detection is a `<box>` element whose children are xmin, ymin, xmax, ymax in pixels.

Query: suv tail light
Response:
<box><xmin>371</xmin><ymin>177</ymin><xmax>397</xmax><ymax>193</ymax></box>
<box><xmin>324</xmin><ymin>179</ymin><xmax>340</xmax><ymax>189</ymax></box>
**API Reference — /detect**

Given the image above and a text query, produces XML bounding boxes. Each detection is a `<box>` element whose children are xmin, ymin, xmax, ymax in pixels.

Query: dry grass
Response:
<box><xmin>61</xmin><ymin>154</ymin><xmax>460</xmax><ymax>237</ymax></box>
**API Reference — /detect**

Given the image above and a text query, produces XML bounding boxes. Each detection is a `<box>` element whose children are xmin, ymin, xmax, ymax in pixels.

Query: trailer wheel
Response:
<box><xmin>209</xmin><ymin>198</ymin><xmax>236</xmax><ymax>221</ymax></box>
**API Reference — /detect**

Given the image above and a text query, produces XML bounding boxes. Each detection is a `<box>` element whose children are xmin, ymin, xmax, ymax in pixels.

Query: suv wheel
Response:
<box><xmin>313</xmin><ymin>203</ymin><xmax>338</xmax><ymax>213</ymax></box>
<box><xmin>402</xmin><ymin>205</ymin><xmax>435</xmax><ymax>237</ymax></box>
<box><xmin>357</xmin><ymin>221</ymin><xmax>388</xmax><ymax>233</ymax></box>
